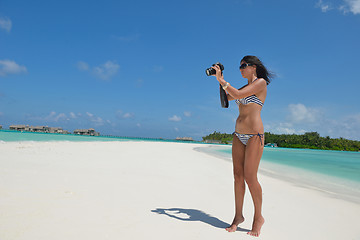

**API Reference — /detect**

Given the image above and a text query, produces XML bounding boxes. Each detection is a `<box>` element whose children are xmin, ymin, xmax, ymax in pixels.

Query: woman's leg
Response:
<box><xmin>244</xmin><ymin>135</ymin><xmax>265</xmax><ymax>237</ymax></box>
<box><xmin>226</xmin><ymin>135</ymin><xmax>246</xmax><ymax>232</ymax></box>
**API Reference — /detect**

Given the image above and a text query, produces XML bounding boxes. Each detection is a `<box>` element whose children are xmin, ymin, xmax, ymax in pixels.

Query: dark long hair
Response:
<box><xmin>241</xmin><ymin>55</ymin><xmax>273</xmax><ymax>85</ymax></box>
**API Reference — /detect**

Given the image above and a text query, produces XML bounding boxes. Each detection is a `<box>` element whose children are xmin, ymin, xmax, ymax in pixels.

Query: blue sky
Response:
<box><xmin>1</xmin><ymin>0</ymin><xmax>360</xmax><ymax>141</ymax></box>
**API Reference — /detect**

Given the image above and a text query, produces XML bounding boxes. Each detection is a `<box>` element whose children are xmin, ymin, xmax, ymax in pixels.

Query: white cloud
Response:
<box><xmin>116</xmin><ymin>110</ymin><xmax>134</xmax><ymax>119</ymax></box>
<box><xmin>0</xmin><ymin>60</ymin><xmax>27</xmax><ymax>77</ymax></box>
<box><xmin>316</xmin><ymin>0</ymin><xmax>360</xmax><ymax>15</ymax></box>
<box><xmin>49</xmin><ymin>112</ymin><xmax>67</xmax><ymax>121</ymax></box>
<box><xmin>184</xmin><ymin>111</ymin><xmax>192</xmax><ymax>117</ymax></box>
<box><xmin>266</xmin><ymin>122</ymin><xmax>306</xmax><ymax>135</ymax></box>
<box><xmin>77</xmin><ymin>61</ymin><xmax>89</xmax><ymax>71</ymax></box>
<box><xmin>266</xmin><ymin>103</ymin><xmax>321</xmax><ymax>135</ymax></box>
<box><xmin>26</xmin><ymin>111</ymin><xmax>112</xmax><ymax>128</ymax></box>
<box><xmin>77</xmin><ymin>60</ymin><xmax>119</xmax><ymax>80</ymax></box>
<box><xmin>35</xmin><ymin>111</ymin><xmax>69</xmax><ymax>122</ymax></box>
<box><xmin>123</xmin><ymin>113</ymin><xmax>134</xmax><ymax>119</ymax></box>
<box><xmin>93</xmin><ymin>61</ymin><xmax>120</xmax><ymax>80</ymax></box>
<box><xmin>86</xmin><ymin>112</ymin><xmax>104</xmax><ymax>125</ymax></box>
<box><xmin>287</xmin><ymin>103</ymin><xmax>320</xmax><ymax>123</ymax></box>
<box><xmin>55</xmin><ymin>113</ymin><xmax>67</xmax><ymax>121</ymax></box>
<box><xmin>0</xmin><ymin>17</ymin><xmax>12</xmax><ymax>32</ymax></box>
<box><xmin>342</xmin><ymin>0</ymin><xmax>360</xmax><ymax>14</ymax></box>
<box><xmin>266</xmin><ymin>104</ymin><xmax>360</xmax><ymax>140</ymax></box>
<box><xmin>169</xmin><ymin>115</ymin><xmax>182</xmax><ymax>122</ymax></box>
<box><xmin>316</xmin><ymin>0</ymin><xmax>333</xmax><ymax>12</ymax></box>
<box><xmin>69</xmin><ymin>112</ymin><xmax>77</xmax><ymax>119</ymax></box>
<box><xmin>79</xmin><ymin>112</ymin><xmax>110</xmax><ymax>126</ymax></box>
<box><xmin>327</xmin><ymin>113</ymin><xmax>360</xmax><ymax>140</ymax></box>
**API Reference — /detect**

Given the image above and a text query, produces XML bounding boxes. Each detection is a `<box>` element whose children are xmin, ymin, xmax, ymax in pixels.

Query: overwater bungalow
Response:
<box><xmin>73</xmin><ymin>128</ymin><xmax>100</xmax><ymax>136</ymax></box>
<box><xmin>49</xmin><ymin>127</ymin><xmax>70</xmax><ymax>134</ymax></box>
<box><xmin>9</xmin><ymin>125</ymin><xmax>70</xmax><ymax>134</ymax></box>
<box><xmin>30</xmin><ymin>126</ymin><xmax>50</xmax><ymax>133</ymax></box>
<box><xmin>9</xmin><ymin>125</ymin><xmax>28</xmax><ymax>131</ymax></box>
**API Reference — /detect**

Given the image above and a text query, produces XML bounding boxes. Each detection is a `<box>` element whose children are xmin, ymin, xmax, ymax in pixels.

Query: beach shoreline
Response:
<box><xmin>1</xmin><ymin>141</ymin><xmax>359</xmax><ymax>240</ymax></box>
<box><xmin>195</xmin><ymin>144</ymin><xmax>360</xmax><ymax>204</ymax></box>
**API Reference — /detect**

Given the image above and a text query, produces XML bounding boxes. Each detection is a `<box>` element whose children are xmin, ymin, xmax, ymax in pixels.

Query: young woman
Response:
<box><xmin>211</xmin><ymin>55</ymin><xmax>272</xmax><ymax>237</ymax></box>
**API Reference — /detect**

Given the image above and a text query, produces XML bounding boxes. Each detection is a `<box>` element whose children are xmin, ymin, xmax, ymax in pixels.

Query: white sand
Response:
<box><xmin>0</xmin><ymin>141</ymin><xmax>359</xmax><ymax>240</ymax></box>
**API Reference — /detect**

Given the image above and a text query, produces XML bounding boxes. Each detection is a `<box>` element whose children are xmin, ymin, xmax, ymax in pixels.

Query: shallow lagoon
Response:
<box><xmin>197</xmin><ymin>145</ymin><xmax>360</xmax><ymax>204</ymax></box>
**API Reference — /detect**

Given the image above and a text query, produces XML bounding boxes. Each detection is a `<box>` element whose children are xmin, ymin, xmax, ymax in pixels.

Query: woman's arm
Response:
<box><xmin>226</xmin><ymin>91</ymin><xmax>235</xmax><ymax>101</ymax></box>
<box><xmin>219</xmin><ymin>85</ymin><xmax>235</xmax><ymax>101</ymax></box>
<box><xmin>212</xmin><ymin>65</ymin><xmax>266</xmax><ymax>99</ymax></box>
<box><xmin>224</xmin><ymin>80</ymin><xmax>266</xmax><ymax>99</ymax></box>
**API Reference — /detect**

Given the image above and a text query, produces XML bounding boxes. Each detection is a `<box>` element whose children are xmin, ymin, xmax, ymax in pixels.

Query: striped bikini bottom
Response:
<box><xmin>233</xmin><ymin>132</ymin><xmax>264</xmax><ymax>146</ymax></box>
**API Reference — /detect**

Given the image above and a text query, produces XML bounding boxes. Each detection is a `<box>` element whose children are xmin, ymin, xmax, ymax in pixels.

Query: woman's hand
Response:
<box><xmin>211</xmin><ymin>65</ymin><xmax>226</xmax><ymax>85</ymax></box>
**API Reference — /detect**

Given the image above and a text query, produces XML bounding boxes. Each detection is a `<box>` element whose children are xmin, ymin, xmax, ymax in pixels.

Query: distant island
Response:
<box><xmin>202</xmin><ymin>131</ymin><xmax>360</xmax><ymax>152</ymax></box>
<box><xmin>3</xmin><ymin>124</ymin><xmax>100</xmax><ymax>136</ymax></box>
<box><xmin>0</xmin><ymin>124</ymin><xmax>194</xmax><ymax>142</ymax></box>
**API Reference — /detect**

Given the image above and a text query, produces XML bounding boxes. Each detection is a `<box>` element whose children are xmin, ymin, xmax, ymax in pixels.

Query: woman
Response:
<box><xmin>212</xmin><ymin>55</ymin><xmax>272</xmax><ymax>237</ymax></box>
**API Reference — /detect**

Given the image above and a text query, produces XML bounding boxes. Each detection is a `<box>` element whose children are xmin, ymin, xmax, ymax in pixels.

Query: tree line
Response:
<box><xmin>202</xmin><ymin>131</ymin><xmax>360</xmax><ymax>151</ymax></box>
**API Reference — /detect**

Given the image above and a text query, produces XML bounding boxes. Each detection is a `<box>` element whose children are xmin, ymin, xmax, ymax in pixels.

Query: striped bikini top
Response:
<box><xmin>235</xmin><ymin>78</ymin><xmax>264</xmax><ymax>107</ymax></box>
<box><xmin>235</xmin><ymin>95</ymin><xmax>264</xmax><ymax>106</ymax></box>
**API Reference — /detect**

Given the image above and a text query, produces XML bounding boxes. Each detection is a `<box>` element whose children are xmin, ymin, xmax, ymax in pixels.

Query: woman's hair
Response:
<box><xmin>241</xmin><ymin>55</ymin><xmax>274</xmax><ymax>84</ymax></box>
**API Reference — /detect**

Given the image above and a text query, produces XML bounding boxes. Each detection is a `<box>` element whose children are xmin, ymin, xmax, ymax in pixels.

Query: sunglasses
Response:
<box><xmin>239</xmin><ymin>63</ymin><xmax>253</xmax><ymax>70</ymax></box>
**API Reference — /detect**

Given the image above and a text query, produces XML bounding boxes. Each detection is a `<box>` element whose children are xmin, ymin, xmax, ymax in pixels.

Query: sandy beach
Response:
<box><xmin>0</xmin><ymin>141</ymin><xmax>359</xmax><ymax>240</ymax></box>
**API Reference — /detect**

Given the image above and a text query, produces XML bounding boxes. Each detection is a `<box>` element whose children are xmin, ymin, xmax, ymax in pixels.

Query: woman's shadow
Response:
<box><xmin>151</xmin><ymin>208</ymin><xmax>249</xmax><ymax>232</ymax></box>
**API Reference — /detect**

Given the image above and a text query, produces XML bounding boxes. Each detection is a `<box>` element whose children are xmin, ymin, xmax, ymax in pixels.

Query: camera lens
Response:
<box><xmin>205</xmin><ymin>62</ymin><xmax>224</xmax><ymax>76</ymax></box>
<box><xmin>205</xmin><ymin>68</ymin><xmax>216</xmax><ymax>76</ymax></box>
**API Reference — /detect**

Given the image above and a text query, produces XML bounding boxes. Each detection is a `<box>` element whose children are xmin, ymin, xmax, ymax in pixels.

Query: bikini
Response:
<box><xmin>233</xmin><ymin>132</ymin><xmax>264</xmax><ymax>146</ymax></box>
<box><xmin>233</xmin><ymin>78</ymin><xmax>264</xmax><ymax>146</ymax></box>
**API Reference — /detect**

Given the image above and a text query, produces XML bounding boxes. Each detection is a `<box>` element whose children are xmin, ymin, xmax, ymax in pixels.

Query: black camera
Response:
<box><xmin>205</xmin><ymin>62</ymin><xmax>224</xmax><ymax>76</ymax></box>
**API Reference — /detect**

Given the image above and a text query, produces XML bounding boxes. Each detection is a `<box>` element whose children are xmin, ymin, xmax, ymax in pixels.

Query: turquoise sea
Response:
<box><xmin>1</xmin><ymin>130</ymin><xmax>360</xmax><ymax>203</ymax></box>
<box><xmin>200</xmin><ymin>145</ymin><xmax>360</xmax><ymax>204</ymax></box>
<box><xmin>216</xmin><ymin>147</ymin><xmax>360</xmax><ymax>182</ymax></box>
<box><xmin>0</xmin><ymin>130</ymin><xmax>194</xmax><ymax>143</ymax></box>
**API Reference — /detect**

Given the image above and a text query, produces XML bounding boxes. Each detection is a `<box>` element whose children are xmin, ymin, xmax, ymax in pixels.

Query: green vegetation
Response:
<box><xmin>202</xmin><ymin>131</ymin><xmax>234</xmax><ymax>144</ymax></box>
<box><xmin>202</xmin><ymin>131</ymin><xmax>360</xmax><ymax>151</ymax></box>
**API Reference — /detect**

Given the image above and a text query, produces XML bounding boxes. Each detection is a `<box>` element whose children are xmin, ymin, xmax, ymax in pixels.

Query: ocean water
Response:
<box><xmin>0</xmin><ymin>130</ymin><xmax>179</xmax><ymax>143</ymax></box>
<box><xmin>199</xmin><ymin>145</ymin><xmax>360</xmax><ymax>204</ymax></box>
<box><xmin>0</xmin><ymin>130</ymin><xmax>129</xmax><ymax>142</ymax></box>
<box><xmin>217</xmin><ymin>147</ymin><xmax>360</xmax><ymax>182</ymax></box>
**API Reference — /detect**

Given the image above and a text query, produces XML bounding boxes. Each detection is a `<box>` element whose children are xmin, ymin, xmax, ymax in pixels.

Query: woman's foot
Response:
<box><xmin>247</xmin><ymin>216</ymin><xmax>265</xmax><ymax>237</ymax></box>
<box><xmin>225</xmin><ymin>216</ymin><xmax>245</xmax><ymax>232</ymax></box>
